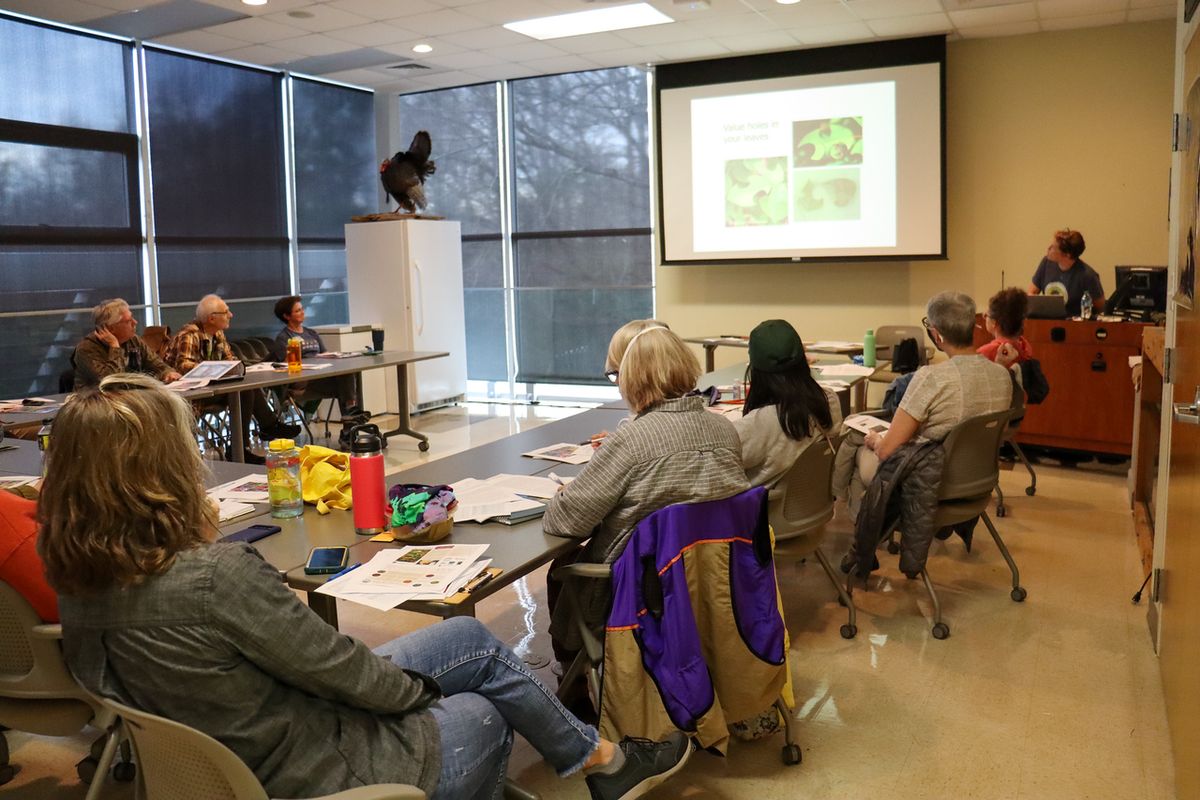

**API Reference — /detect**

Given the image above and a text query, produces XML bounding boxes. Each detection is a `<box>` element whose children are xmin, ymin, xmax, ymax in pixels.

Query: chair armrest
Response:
<box><xmin>307</xmin><ymin>785</ymin><xmax>426</xmax><ymax>800</ymax></box>
<box><xmin>31</xmin><ymin>623</ymin><xmax>63</xmax><ymax>640</ymax></box>
<box><xmin>551</xmin><ymin>562</ymin><xmax>612</xmax><ymax>582</ymax></box>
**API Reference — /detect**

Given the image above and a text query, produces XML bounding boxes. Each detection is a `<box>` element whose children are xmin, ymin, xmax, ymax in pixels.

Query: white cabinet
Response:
<box><xmin>345</xmin><ymin>219</ymin><xmax>468</xmax><ymax>414</ymax></box>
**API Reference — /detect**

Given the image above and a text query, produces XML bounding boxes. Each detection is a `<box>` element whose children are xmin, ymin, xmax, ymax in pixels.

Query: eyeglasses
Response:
<box><xmin>604</xmin><ymin>370</ymin><xmax>619</xmax><ymax>384</ymax></box>
<box><xmin>212</xmin><ymin>309</ymin><xmax>232</xmax><ymax>317</ymax></box>
<box><xmin>921</xmin><ymin>316</ymin><xmax>938</xmax><ymax>346</ymax></box>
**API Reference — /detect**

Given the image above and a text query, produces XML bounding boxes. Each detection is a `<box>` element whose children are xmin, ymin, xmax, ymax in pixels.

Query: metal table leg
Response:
<box><xmin>229</xmin><ymin>392</ymin><xmax>245</xmax><ymax>462</ymax></box>
<box><xmin>381</xmin><ymin>362</ymin><xmax>430</xmax><ymax>452</ymax></box>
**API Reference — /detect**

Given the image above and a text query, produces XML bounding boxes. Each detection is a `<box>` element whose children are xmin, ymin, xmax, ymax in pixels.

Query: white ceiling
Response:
<box><xmin>0</xmin><ymin>0</ymin><xmax>1175</xmax><ymax>93</ymax></box>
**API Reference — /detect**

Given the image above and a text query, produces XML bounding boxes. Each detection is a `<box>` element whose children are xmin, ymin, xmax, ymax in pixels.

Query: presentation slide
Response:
<box><xmin>658</xmin><ymin>48</ymin><xmax>943</xmax><ymax>264</ymax></box>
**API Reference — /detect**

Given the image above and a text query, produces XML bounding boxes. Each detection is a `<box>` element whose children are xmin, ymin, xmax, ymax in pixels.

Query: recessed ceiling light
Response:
<box><xmin>504</xmin><ymin>2</ymin><xmax>673</xmax><ymax>41</ymax></box>
<box><xmin>776</xmin><ymin>0</ymin><xmax>802</xmax><ymax>5</ymax></box>
<box><xmin>412</xmin><ymin>43</ymin><xmax>433</xmax><ymax>54</ymax></box>
<box><xmin>242</xmin><ymin>0</ymin><xmax>267</xmax><ymax>6</ymax></box>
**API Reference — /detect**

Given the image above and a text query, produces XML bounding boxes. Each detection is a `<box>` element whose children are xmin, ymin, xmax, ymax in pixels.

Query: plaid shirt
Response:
<box><xmin>165</xmin><ymin>321</ymin><xmax>235</xmax><ymax>373</ymax></box>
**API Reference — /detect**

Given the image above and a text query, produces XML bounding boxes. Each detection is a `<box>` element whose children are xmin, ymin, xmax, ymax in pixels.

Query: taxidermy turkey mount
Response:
<box><xmin>380</xmin><ymin>130</ymin><xmax>437</xmax><ymax>214</ymax></box>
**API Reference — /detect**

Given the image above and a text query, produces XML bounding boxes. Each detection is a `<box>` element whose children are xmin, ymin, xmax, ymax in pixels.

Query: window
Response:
<box><xmin>144</xmin><ymin>48</ymin><xmax>289</xmax><ymax>305</ymax></box>
<box><xmin>510</xmin><ymin>67</ymin><xmax>653</xmax><ymax>385</ymax></box>
<box><xmin>293</xmin><ymin>78</ymin><xmax>376</xmax><ymax>327</ymax></box>
<box><xmin>0</xmin><ymin>16</ymin><xmax>138</xmax><ymax>397</ymax></box>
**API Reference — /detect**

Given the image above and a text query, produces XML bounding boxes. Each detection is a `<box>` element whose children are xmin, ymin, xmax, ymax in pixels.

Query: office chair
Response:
<box><xmin>846</xmin><ymin>409</ymin><xmax>1026</xmax><ymax>640</ymax></box>
<box><xmin>0</xmin><ymin>581</ymin><xmax>134</xmax><ymax>796</ymax></box>
<box><xmin>93</xmin><ymin>695</ymin><xmax>424</xmax><ymax>800</ymax></box>
<box><xmin>554</xmin><ymin>488</ymin><xmax>802</xmax><ymax>766</ymax></box>
<box><xmin>994</xmin><ymin>363</ymin><xmax>1039</xmax><ymax>517</ymax></box>
<box><xmin>767</xmin><ymin>432</ymin><xmax>858</xmax><ymax>639</ymax></box>
<box><xmin>866</xmin><ymin>325</ymin><xmax>931</xmax><ymax>402</ymax></box>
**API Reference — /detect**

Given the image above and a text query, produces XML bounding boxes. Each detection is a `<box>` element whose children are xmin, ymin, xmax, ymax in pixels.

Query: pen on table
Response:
<box><xmin>463</xmin><ymin>570</ymin><xmax>495</xmax><ymax>594</ymax></box>
<box><xmin>327</xmin><ymin>562</ymin><xmax>361</xmax><ymax>581</ymax></box>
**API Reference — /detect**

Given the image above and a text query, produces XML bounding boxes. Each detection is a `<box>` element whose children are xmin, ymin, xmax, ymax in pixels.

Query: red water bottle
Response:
<box><xmin>349</xmin><ymin>424</ymin><xmax>387</xmax><ymax>535</ymax></box>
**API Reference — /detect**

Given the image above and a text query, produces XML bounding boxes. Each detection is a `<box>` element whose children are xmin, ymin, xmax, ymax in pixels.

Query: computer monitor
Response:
<box><xmin>1109</xmin><ymin>266</ymin><xmax>1167</xmax><ymax>318</ymax></box>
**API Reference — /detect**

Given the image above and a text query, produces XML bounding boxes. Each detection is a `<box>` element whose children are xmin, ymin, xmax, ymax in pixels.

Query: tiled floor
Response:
<box><xmin>5</xmin><ymin>404</ymin><xmax>1176</xmax><ymax>799</ymax></box>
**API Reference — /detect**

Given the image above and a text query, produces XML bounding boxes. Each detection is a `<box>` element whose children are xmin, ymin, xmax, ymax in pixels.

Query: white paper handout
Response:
<box><xmin>816</xmin><ymin>364</ymin><xmax>876</xmax><ymax>378</ymax></box>
<box><xmin>522</xmin><ymin>443</ymin><xmax>593</xmax><ymax>465</ymax></box>
<box><xmin>807</xmin><ymin>341</ymin><xmax>863</xmax><ymax>353</ymax></box>
<box><xmin>0</xmin><ymin>475</ymin><xmax>40</xmax><ymax>491</ymax></box>
<box><xmin>453</xmin><ymin>476</ymin><xmax>548</xmax><ymax>523</ymax></box>
<box><xmin>209</xmin><ymin>475</ymin><xmax>270</xmax><ymax>503</ymax></box>
<box><xmin>843</xmin><ymin>414</ymin><xmax>891</xmax><ymax>435</ymax></box>
<box><xmin>316</xmin><ymin>544</ymin><xmax>491</xmax><ymax>610</ymax></box>
<box><xmin>816</xmin><ymin>379</ymin><xmax>851</xmax><ymax>391</ymax></box>
<box><xmin>213</xmin><ymin>497</ymin><xmax>257</xmax><ymax>523</ymax></box>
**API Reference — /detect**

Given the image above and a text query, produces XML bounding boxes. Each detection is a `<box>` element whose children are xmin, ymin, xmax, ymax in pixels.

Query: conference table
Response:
<box><xmin>0</xmin><ymin>350</ymin><xmax>448</xmax><ymax>463</ymax></box>
<box><xmin>683</xmin><ymin>335</ymin><xmax>865</xmax><ymax>373</ymax></box>
<box><xmin>210</xmin><ymin>406</ymin><xmax>631</xmax><ymax>628</ymax></box>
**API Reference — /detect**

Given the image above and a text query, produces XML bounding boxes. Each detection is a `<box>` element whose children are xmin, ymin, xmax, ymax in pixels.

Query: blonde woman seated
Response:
<box><xmin>37</xmin><ymin>374</ymin><xmax>692</xmax><ymax>800</ymax></box>
<box><xmin>543</xmin><ymin>324</ymin><xmax>748</xmax><ymax>670</ymax></box>
<box><xmin>735</xmin><ymin>319</ymin><xmax>841</xmax><ymax>488</ymax></box>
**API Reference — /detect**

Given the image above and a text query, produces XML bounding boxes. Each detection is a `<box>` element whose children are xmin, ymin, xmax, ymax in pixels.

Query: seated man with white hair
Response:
<box><xmin>166</xmin><ymin>294</ymin><xmax>299</xmax><ymax>464</ymax></box>
<box><xmin>73</xmin><ymin>298</ymin><xmax>182</xmax><ymax>390</ymax></box>
<box><xmin>835</xmin><ymin>291</ymin><xmax>1014</xmax><ymax>516</ymax></box>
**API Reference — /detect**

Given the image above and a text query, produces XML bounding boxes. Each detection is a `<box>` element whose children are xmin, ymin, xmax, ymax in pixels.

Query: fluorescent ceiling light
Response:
<box><xmin>504</xmin><ymin>2</ymin><xmax>674</xmax><ymax>41</ymax></box>
<box><xmin>242</xmin><ymin>0</ymin><xmax>267</xmax><ymax>5</ymax></box>
<box><xmin>412</xmin><ymin>43</ymin><xmax>433</xmax><ymax>53</ymax></box>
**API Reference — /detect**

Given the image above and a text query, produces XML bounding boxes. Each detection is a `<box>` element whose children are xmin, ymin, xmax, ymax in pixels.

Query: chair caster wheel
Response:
<box><xmin>781</xmin><ymin>743</ymin><xmax>802</xmax><ymax>766</ymax></box>
<box><xmin>76</xmin><ymin>756</ymin><xmax>98</xmax><ymax>785</ymax></box>
<box><xmin>113</xmin><ymin>761</ymin><xmax>137</xmax><ymax>782</ymax></box>
<box><xmin>0</xmin><ymin>764</ymin><xmax>17</xmax><ymax>785</ymax></box>
<box><xmin>1025</xmin><ymin>487</ymin><xmax>1036</xmax><ymax>496</ymax></box>
<box><xmin>931</xmin><ymin>622</ymin><xmax>950</xmax><ymax>640</ymax></box>
<box><xmin>996</xmin><ymin>505</ymin><xmax>1007</xmax><ymax>518</ymax></box>
<box><xmin>418</xmin><ymin>440</ymin><xmax>430</xmax><ymax>452</ymax></box>
<box><xmin>840</xmin><ymin>624</ymin><xmax>857</xmax><ymax>639</ymax></box>
<box><xmin>886</xmin><ymin>541</ymin><xmax>900</xmax><ymax>555</ymax></box>
<box><xmin>1011</xmin><ymin>586</ymin><xmax>1027</xmax><ymax>602</ymax></box>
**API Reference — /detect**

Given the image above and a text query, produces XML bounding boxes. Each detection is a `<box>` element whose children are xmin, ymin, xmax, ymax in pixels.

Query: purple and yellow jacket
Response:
<box><xmin>598</xmin><ymin>486</ymin><xmax>787</xmax><ymax>752</ymax></box>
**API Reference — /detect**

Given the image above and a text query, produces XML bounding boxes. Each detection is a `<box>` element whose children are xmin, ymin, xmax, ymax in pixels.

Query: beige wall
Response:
<box><xmin>655</xmin><ymin>21</ymin><xmax>1175</xmax><ymax>370</ymax></box>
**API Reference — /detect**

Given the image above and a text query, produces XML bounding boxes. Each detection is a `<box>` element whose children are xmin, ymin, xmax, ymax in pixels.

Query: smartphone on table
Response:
<box><xmin>304</xmin><ymin>546</ymin><xmax>349</xmax><ymax>575</ymax></box>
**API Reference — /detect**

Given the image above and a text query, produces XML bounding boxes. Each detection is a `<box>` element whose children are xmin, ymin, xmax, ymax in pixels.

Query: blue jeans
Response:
<box><xmin>373</xmin><ymin>617</ymin><xmax>600</xmax><ymax>800</ymax></box>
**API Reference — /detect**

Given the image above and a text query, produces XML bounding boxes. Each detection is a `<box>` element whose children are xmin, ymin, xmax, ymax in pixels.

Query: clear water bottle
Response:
<box><xmin>1080</xmin><ymin>291</ymin><xmax>1093</xmax><ymax>320</ymax></box>
<box><xmin>266</xmin><ymin>439</ymin><xmax>303</xmax><ymax>519</ymax></box>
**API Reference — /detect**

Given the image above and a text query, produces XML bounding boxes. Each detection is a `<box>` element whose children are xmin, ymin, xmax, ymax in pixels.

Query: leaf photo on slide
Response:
<box><xmin>793</xmin><ymin>117</ymin><xmax>863</xmax><ymax>167</ymax></box>
<box><xmin>725</xmin><ymin>157</ymin><xmax>789</xmax><ymax>227</ymax></box>
<box><xmin>793</xmin><ymin>167</ymin><xmax>861</xmax><ymax>221</ymax></box>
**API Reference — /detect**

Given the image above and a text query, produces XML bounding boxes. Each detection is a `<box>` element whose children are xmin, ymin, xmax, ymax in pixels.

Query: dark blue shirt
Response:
<box><xmin>1031</xmin><ymin>257</ymin><xmax>1104</xmax><ymax>316</ymax></box>
<box><xmin>272</xmin><ymin>326</ymin><xmax>325</xmax><ymax>360</ymax></box>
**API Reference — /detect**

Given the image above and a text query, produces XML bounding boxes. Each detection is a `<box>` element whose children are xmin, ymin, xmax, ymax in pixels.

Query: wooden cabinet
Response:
<box><xmin>973</xmin><ymin>317</ymin><xmax>1150</xmax><ymax>455</ymax></box>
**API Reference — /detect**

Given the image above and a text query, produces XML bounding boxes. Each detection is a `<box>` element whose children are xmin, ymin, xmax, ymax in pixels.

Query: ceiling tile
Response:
<box><xmin>87</xmin><ymin>0</ymin><xmax>170</xmax><ymax>11</ymax></box>
<box><xmin>417</xmin><ymin>49</ymin><xmax>506</xmax><ymax>70</ymax></box>
<box><xmin>3</xmin><ymin>0</ymin><xmax>114</xmax><ymax>24</ymax></box>
<box><xmin>376</xmin><ymin>38</ymin><xmax>468</xmax><ymax>58</ymax></box>
<box><xmin>439</xmin><ymin>25</ymin><xmax>530</xmax><ymax>49</ymax></box>
<box><xmin>326</xmin><ymin>21</ymin><xmax>420</xmax><ymax>46</ymax></box>
<box><xmin>765</xmin><ymin>2</ymin><xmax>860</xmax><ymax>28</ymax></box>
<box><xmin>522</xmin><ymin>54</ymin><xmax>600</xmax><ymax>74</ymax></box>
<box><xmin>205</xmin><ymin>15</ymin><xmax>306</xmax><ymax>43</ymax></box>
<box><xmin>466</xmin><ymin>62</ymin><xmax>538</xmax><ymax>80</ymax></box>
<box><xmin>681</xmin><ymin>12</ymin><xmax>777</xmax><ymax>37</ymax></box>
<box><xmin>653</xmin><ymin>39</ymin><xmax>731</xmax><ymax>62</ymax></box>
<box><xmin>277</xmin><ymin>31</ymin><xmax>359</xmax><ymax>55</ymax></box>
<box><xmin>483</xmin><ymin>40</ymin><xmax>568</xmax><ymax>61</ymax></box>
<box><xmin>712</xmin><ymin>30</ymin><xmax>799</xmax><ymax>52</ymax></box>
<box><xmin>261</xmin><ymin>4</ymin><xmax>372</xmax><ymax>32</ymax></box>
<box><xmin>947</xmin><ymin>2</ymin><xmax>1037</xmax><ymax>27</ymax></box>
<box><xmin>327</xmin><ymin>0</ymin><xmax>440</xmax><ymax>20</ymax></box>
<box><xmin>201</xmin><ymin>0</ymin><xmax>313</xmax><ymax>17</ymax></box>
<box><xmin>320</xmin><ymin>67</ymin><xmax>387</xmax><ymax>86</ymax></box>
<box><xmin>955</xmin><ymin>19</ymin><xmax>1041</xmax><ymax>38</ymax></box>
<box><xmin>151</xmin><ymin>27</ymin><xmax>246</xmax><ymax>51</ymax></box>
<box><xmin>842</xmin><ymin>0</ymin><xmax>944</xmax><ymax>20</ymax></box>
<box><xmin>386</xmin><ymin>8</ymin><xmax>489</xmax><ymax>35</ymax></box>
<box><xmin>406</xmin><ymin>69</ymin><xmax>488</xmax><ymax>88</ymax></box>
<box><xmin>585</xmin><ymin>46</ymin><xmax>663</xmax><ymax>68</ymax></box>
<box><xmin>543</xmin><ymin>31</ymin><xmax>643</xmax><ymax>54</ymax></box>
<box><xmin>1039</xmin><ymin>10</ymin><xmax>1127</xmax><ymax>29</ymax></box>
<box><xmin>1035</xmin><ymin>0</ymin><xmax>1127</xmax><ymax>19</ymax></box>
<box><xmin>618</xmin><ymin>21</ymin><xmax>706</xmax><ymax>46</ymax></box>
<box><xmin>459</xmin><ymin>0</ymin><xmax>560</xmax><ymax>25</ymax></box>
<box><xmin>789</xmin><ymin>21</ymin><xmax>875</xmax><ymax>45</ymax></box>
<box><xmin>221</xmin><ymin>42</ymin><xmax>300</xmax><ymax>65</ymax></box>
<box><xmin>867</xmin><ymin>11</ymin><xmax>952</xmax><ymax>36</ymax></box>
<box><xmin>1127</xmin><ymin>6</ymin><xmax>1174</xmax><ymax>22</ymax></box>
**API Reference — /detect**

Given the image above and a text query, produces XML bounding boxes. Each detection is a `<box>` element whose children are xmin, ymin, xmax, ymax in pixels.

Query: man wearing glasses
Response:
<box><xmin>167</xmin><ymin>294</ymin><xmax>299</xmax><ymax>463</ymax></box>
<box><xmin>73</xmin><ymin>298</ymin><xmax>182</xmax><ymax>390</ymax></box>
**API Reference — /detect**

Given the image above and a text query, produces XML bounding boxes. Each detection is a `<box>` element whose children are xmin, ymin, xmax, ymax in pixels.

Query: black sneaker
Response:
<box><xmin>585</xmin><ymin>732</ymin><xmax>692</xmax><ymax>800</ymax></box>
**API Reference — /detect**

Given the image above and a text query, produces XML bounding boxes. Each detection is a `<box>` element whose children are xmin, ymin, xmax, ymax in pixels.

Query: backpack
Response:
<box><xmin>890</xmin><ymin>337</ymin><xmax>921</xmax><ymax>374</ymax></box>
<box><xmin>1019</xmin><ymin>359</ymin><xmax>1050</xmax><ymax>405</ymax></box>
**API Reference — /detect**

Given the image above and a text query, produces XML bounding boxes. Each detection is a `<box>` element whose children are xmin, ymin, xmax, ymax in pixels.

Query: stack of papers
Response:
<box><xmin>808</xmin><ymin>341</ymin><xmax>863</xmax><ymax>353</ymax></box>
<box><xmin>816</xmin><ymin>364</ymin><xmax>876</xmax><ymax>378</ymax></box>
<box><xmin>207</xmin><ymin>475</ymin><xmax>268</xmax><ymax>522</ymax></box>
<box><xmin>816</xmin><ymin>379</ymin><xmax>851</xmax><ymax>391</ymax></box>
<box><xmin>316</xmin><ymin>544</ymin><xmax>491</xmax><ymax>610</ymax></box>
<box><xmin>454</xmin><ymin>474</ymin><xmax>562</xmax><ymax>523</ymax></box>
<box><xmin>522</xmin><ymin>443</ymin><xmax>593</xmax><ymax>465</ymax></box>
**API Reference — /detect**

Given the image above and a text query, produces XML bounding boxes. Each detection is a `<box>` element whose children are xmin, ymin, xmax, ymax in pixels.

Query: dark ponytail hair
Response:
<box><xmin>988</xmin><ymin>287</ymin><xmax>1028</xmax><ymax>338</ymax></box>
<box><xmin>742</xmin><ymin>361</ymin><xmax>833</xmax><ymax>440</ymax></box>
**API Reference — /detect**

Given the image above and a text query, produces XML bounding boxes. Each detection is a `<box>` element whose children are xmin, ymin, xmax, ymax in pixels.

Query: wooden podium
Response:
<box><xmin>973</xmin><ymin>317</ymin><xmax>1151</xmax><ymax>456</ymax></box>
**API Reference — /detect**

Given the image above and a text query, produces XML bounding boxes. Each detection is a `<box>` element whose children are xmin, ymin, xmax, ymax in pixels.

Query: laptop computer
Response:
<box><xmin>1026</xmin><ymin>294</ymin><xmax>1067</xmax><ymax>320</ymax></box>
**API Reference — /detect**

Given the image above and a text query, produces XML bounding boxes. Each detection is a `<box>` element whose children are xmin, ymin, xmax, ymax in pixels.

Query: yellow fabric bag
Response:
<box><xmin>299</xmin><ymin>445</ymin><xmax>352</xmax><ymax>514</ymax></box>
